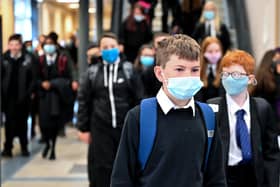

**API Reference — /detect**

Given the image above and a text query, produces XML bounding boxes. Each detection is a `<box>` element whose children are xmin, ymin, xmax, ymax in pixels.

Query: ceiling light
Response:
<box><xmin>88</xmin><ymin>7</ymin><xmax>96</xmax><ymax>13</ymax></box>
<box><xmin>69</xmin><ymin>3</ymin><xmax>79</xmax><ymax>9</ymax></box>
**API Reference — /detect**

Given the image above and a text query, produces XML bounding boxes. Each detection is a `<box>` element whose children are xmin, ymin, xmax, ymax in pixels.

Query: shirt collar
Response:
<box><xmin>156</xmin><ymin>88</ymin><xmax>195</xmax><ymax>116</ymax></box>
<box><xmin>226</xmin><ymin>92</ymin><xmax>250</xmax><ymax>116</ymax></box>
<box><xmin>206</xmin><ymin>20</ymin><xmax>214</xmax><ymax>26</ymax></box>
<box><xmin>10</xmin><ymin>52</ymin><xmax>22</xmax><ymax>59</ymax></box>
<box><xmin>207</xmin><ymin>64</ymin><xmax>216</xmax><ymax>74</ymax></box>
<box><xmin>46</xmin><ymin>53</ymin><xmax>57</xmax><ymax>62</ymax></box>
<box><xmin>207</xmin><ymin>63</ymin><xmax>216</xmax><ymax>69</ymax></box>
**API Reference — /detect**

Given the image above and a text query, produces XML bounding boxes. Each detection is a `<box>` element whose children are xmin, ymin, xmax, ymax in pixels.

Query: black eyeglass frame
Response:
<box><xmin>220</xmin><ymin>71</ymin><xmax>248</xmax><ymax>80</ymax></box>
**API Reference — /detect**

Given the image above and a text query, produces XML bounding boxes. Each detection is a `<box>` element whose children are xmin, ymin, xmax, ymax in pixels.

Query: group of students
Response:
<box><xmin>120</xmin><ymin>1</ymin><xmax>231</xmax><ymax>67</ymax></box>
<box><xmin>1</xmin><ymin>32</ymin><xmax>77</xmax><ymax>160</ymax></box>
<box><xmin>76</xmin><ymin>32</ymin><xmax>280</xmax><ymax>187</ymax></box>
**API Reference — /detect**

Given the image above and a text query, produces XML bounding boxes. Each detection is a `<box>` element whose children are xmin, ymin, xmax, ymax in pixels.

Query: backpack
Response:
<box><xmin>88</xmin><ymin>61</ymin><xmax>133</xmax><ymax>87</ymax></box>
<box><xmin>139</xmin><ymin>97</ymin><xmax>215</xmax><ymax>171</ymax></box>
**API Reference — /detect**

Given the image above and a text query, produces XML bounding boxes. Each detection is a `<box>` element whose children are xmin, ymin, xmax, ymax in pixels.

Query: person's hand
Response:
<box><xmin>78</xmin><ymin>132</ymin><xmax>91</xmax><ymax>144</ymax></box>
<box><xmin>72</xmin><ymin>81</ymin><xmax>79</xmax><ymax>91</ymax></box>
<box><xmin>42</xmin><ymin>81</ymin><xmax>51</xmax><ymax>90</ymax></box>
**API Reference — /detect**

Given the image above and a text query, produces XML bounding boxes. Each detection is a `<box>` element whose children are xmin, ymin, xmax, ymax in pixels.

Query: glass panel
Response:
<box><xmin>14</xmin><ymin>0</ymin><xmax>33</xmax><ymax>40</ymax></box>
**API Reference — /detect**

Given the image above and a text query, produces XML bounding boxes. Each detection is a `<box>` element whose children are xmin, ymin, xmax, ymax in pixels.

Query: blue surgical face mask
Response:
<box><xmin>166</xmin><ymin>77</ymin><xmax>203</xmax><ymax>100</ymax></box>
<box><xmin>101</xmin><ymin>48</ymin><xmax>120</xmax><ymax>64</ymax></box>
<box><xmin>222</xmin><ymin>76</ymin><xmax>249</xmax><ymax>96</ymax></box>
<box><xmin>43</xmin><ymin>44</ymin><xmax>56</xmax><ymax>54</ymax></box>
<box><xmin>134</xmin><ymin>15</ymin><xmax>145</xmax><ymax>22</ymax></box>
<box><xmin>140</xmin><ymin>56</ymin><xmax>155</xmax><ymax>67</ymax></box>
<box><xmin>26</xmin><ymin>46</ymin><xmax>33</xmax><ymax>53</ymax></box>
<box><xmin>204</xmin><ymin>11</ymin><xmax>215</xmax><ymax>20</ymax></box>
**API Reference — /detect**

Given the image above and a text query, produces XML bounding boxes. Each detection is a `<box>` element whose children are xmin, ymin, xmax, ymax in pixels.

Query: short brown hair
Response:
<box><xmin>8</xmin><ymin>34</ymin><xmax>22</xmax><ymax>43</ymax></box>
<box><xmin>99</xmin><ymin>32</ymin><xmax>119</xmax><ymax>45</ymax></box>
<box><xmin>220</xmin><ymin>50</ymin><xmax>255</xmax><ymax>74</ymax></box>
<box><xmin>156</xmin><ymin>34</ymin><xmax>200</xmax><ymax>68</ymax></box>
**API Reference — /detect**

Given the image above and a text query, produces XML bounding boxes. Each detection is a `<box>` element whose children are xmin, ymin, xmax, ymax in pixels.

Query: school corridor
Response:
<box><xmin>1</xmin><ymin>127</ymin><xmax>89</xmax><ymax>187</ymax></box>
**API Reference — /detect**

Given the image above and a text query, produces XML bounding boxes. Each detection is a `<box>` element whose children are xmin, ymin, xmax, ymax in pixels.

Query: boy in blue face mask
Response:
<box><xmin>77</xmin><ymin>32</ymin><xmax>144</xmax><ymax>187</ymax></box>
<box><xmin>208</xmin><ymin>50</ymin><xmax>280</xmax><ymax>187</ymax></box>
<box><xmin>111</xmin><ymin>34</ymin><xmax>226</xmax><ymax>187</ymax></box>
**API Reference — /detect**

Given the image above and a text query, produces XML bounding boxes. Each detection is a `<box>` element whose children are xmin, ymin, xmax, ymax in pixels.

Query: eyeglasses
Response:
<box><xmin>220</xmin><ymin>71</ymin><xmax>248</xmax><ymax>80</ymax></box>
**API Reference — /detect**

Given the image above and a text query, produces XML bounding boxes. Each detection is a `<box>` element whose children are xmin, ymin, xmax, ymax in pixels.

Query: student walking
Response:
<box><xmin>208</xmin><ymin>50</ymin><xmax>280</xmax><ymax>187</ymax></box>
<box><xmin>1</xmin><ymin>34</ymin><xmax>37</xmax><ymax>157</ymax></box>
<box><xmin>77</xmin><ymin>33</ymin><xmax>144</xmax><ymax>187</ymax></box>
<box><xmin>111</xmin><ymin>34</ymin><xmax>226</xmax><ymax>187</ymax></box>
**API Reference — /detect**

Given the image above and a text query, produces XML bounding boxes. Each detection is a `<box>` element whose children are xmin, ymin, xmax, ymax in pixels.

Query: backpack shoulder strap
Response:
<box><xmin>88</xmin><ymin>63</ymin><xmax>101</xmax><ymax>81</ymax></box>
<box><xmin>196</xmin><ymin>101</ymin><xmax>215</xmax><ymax>171</ymax></box>
<box><xmin>122</xmin><ymin>61</ymin><xmax>133</xmax><ymax>80</ymax></box>
<box><xmin>139</xmin><ymin>97</ymin><xmax>157</xmax><ymax>171</ymax></box>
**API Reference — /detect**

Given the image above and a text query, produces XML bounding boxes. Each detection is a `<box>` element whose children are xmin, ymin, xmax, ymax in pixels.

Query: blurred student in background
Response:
<box><xmin>134</xmin><ymin>44</ymin><xmax>158</xmax><ymax>97</ymax></box>
<box><xmin>251</xmin><ymin>47</ymin><xmax>280</xmax><ymax>124</ymax></box>
<box><xmin>196</xmin><ymin>37</ymin><xmax>224</xmax><ymax>102</ymax></box>
<box><xmin>120</xmin><ymin>2</ymin><xmax>153</xmax><ymax>62</ymax></box>
<box><xmin>192</xmin><ymin>1</ymin><xmax>231</xmax><ymax>53</ymax></box>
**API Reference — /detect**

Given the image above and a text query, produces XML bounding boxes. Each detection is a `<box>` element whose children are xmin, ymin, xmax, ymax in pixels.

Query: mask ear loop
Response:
<box><xmin>160</xmin><ymin>69</ymin><xmax>168</xmax><ymax>83</ymax></box>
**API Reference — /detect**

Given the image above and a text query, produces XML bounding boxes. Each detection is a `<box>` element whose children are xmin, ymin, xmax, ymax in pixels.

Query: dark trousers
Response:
<box><xmin>226</xmin><ymin>164</ymin><xmax>257</xmax><ymax>187</ymax></box>
<box><xmin>4</xmin><ymin>112</ymin><xmax>28</xmax><ymax>151</ymax></box>
<box><xmin>182</xmin><ymin>9</ymin><xmax>202</xmax><ymax>36</ymax></box>
<box><xmin>161</xmin><ymin>0</ymin><xmax>182</xmax><ymax>32</ymax></box>
<box><xmin>88</xmin><ymin>143</ymin><xmax>95</xmax><ymax>187</ymax></box>
<box><xmin>91</xmin><ymin>127</ymin><xmax>122</xmax><ymax>187</ymax></box>
<box><xmin>30</xmin><ymin>95</ymin><xmax>39</xmax><ymax>137</ymax></box>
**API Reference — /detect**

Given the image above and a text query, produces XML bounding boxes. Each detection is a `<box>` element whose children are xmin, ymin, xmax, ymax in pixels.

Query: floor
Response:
<box><xmin>1</xmin><ymin>126</ymin><xmax>89</xmax><ymax>187</ymax></box>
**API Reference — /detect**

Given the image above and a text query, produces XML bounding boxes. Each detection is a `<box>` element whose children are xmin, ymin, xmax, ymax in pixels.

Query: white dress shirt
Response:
<box><xmin>46</xmin><ymin>53</ymin><xmax>57</xmax><ymax>66</ymax></box>
<box><xmin>205</xmin><ymin>20</ymin><xmax>216</xmax><ymax>37</ymax></box>
<box><xmin>226</xmin><ymin>93</ymin><xmax>251</xmax><ymax>166</ymax></box>
<box><xmin>156</xmin><ymin>88</ymin><xmax>195</xmax><ymax>117</ymax></box>
<box><xmin>10</xmin><ymin>52</ymin><xmax>22</xmax><ymax>59</ymax></box>
<box><xmin>207</xmin><ymin>64</ymin><xmax>217</xmax><ymax>76</ymax></box>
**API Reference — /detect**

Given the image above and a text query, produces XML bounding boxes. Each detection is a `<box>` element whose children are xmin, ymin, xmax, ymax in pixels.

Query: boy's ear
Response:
<box><xmin>248</xmin><ymin>74</ymin><xmax>257</xmax><ymax>86</ymax></box>
<box><xmin>154</xmin><ymin>66</ymin><xmax>164</xmax><ymax>83</ymax></box>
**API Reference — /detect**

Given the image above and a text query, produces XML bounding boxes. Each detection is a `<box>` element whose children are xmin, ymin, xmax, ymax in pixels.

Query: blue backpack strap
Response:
<box><xmin>196</xmin><ymin>101</ymin><xmax>215</xmax><ymax>171</ymax></box>
<box><xmin>139</xmin><ymin>97</ymin><xmax>157</xmax><ymax>171</ymax></box>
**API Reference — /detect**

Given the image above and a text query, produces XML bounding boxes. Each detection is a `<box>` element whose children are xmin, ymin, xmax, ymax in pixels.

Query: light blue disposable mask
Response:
<box><xmin>26</xmin><ymin>46</ymin><xmax>33</xmax><ymax>53</ymax></box>
<box><xmin>101</xmin><ymin>48</ymin><xmax>120</xmax><ymax>64</ymax></box>
<box><xmin>204</xmin><ymin>11</ymin><xmax>215</xmax><ymax>20</ymax></box>
<box><xmin>134</xmin><ymin>15</ymin><xmax>145</xmax><ymax>22</ymax></box>
<box><xmin>140</xmin><ymin>56</ymin><xmax>155</xmax><ymax>67</ymax></box>
<box><xmin>167</xmin><ymin>77</ymin><xmax>203</xmax><ymax>100</ymax></box>
<box><xmin>222</xmin><ymin>76</ymin><xmax>249</xmax><ymax>96</ymax></box>
<box><xmin>43</xmin><ymin>44</ymin><xmax>56</xmax><ymax>54</ymax></box>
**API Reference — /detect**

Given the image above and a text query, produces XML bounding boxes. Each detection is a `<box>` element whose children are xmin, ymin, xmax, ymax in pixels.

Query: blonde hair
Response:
<box><xmin>199</xmin><ymin>1</ymin><xmax>221</xmax><ymax>34</ymax></box>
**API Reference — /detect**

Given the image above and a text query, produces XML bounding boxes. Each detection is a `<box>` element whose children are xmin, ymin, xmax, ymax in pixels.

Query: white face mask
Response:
<box><xmin>134</xmin><ymin>15</ymin><xmax>145</xmax><ymax>22</ymax></box>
